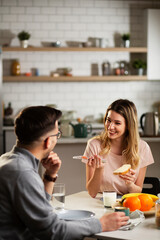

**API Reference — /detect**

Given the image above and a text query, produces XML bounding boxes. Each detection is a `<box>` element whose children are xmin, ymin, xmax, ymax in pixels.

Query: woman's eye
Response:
<box><xmin>107</xmin><ymin>119</ymin><xmax>111</xmax><ymax>122</ymax></box>
<box><xmin>115</xmin><ymin>122</ymin><xmax>120</xmax><ymax>125</ymax></box>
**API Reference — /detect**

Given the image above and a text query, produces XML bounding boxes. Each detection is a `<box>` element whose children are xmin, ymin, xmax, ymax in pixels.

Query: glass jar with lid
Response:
<box><xmin>11</xmin><ymin>59</ymin><xmax>21</xmax><ymax>76</ymax></box>
<box><xmin>155</xmin><ymin>193</ymin><xmax>160</xmax><ymax>229</ymax></box>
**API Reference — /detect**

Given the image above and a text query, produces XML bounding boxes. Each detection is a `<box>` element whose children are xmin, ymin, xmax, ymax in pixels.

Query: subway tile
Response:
<box><xmin>1</xmin><ymin>0</ymin><xmax>160</xmax><ymax>119</ymax></box>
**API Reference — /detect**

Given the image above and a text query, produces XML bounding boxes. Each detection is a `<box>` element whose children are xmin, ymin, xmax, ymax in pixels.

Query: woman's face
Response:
<box><xmin>105</xmin><ymin>110</ymin><xmax>126</xmax><ymax>140</ymax></box>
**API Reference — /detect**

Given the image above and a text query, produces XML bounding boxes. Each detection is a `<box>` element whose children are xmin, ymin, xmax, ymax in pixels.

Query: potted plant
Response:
<box><xmin>133</xmin><ymin>59</ymin><xmax>147</xmax><ymax>75</ymax></box>
<box><xmin>122</xmin><ymin>33</ymin><xmax>130</xmax><ymax>48</ymax></box>
<box><xmin>18</xmin><ymin>31</ymin><xmax>31</xmax><ymax>48</ymax></box>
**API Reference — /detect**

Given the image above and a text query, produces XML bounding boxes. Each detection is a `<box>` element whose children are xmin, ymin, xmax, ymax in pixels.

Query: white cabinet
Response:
<box><xmin>146</xmin><ymin>9</ymin><xmax>160</xmax><ymax>80</ymax></box>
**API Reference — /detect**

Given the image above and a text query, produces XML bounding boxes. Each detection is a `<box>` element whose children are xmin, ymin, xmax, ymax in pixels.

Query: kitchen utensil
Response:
<box><xmin>140</xmin><ymin>112</ymin><xmax>159</xmax><ymax>136</ymax></box>
<box><xmin>52</xmin><ymin>41</ymin><xmax>61</xmax><ymax>47</ymax></box>
<box><xmin>73</xmin><ymin>155</ymin><xmax>106</xmax><ymax>163</ymax></box>
<box><xmin>60</xmin><ymin>120</ymin><xmax>73</xmax><ymax>137</ymax></box>
<box><xmin>70</xmin><ymin>122</ymin><xmax>92</xmax><ymax>138</ymax></box>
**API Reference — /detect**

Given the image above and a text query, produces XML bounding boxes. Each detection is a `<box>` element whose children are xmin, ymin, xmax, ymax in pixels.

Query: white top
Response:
<box><xmin>84</xmin><ymin>138</ymin><xmax>154</xmax><ymax>195</ymax></box>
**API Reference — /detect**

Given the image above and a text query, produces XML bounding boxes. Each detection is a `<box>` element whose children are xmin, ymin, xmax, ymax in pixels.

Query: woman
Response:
<box><xmin>84</xmin><ymin>99</ymin><xmax>154</xmax><ymax>198</ymax></box>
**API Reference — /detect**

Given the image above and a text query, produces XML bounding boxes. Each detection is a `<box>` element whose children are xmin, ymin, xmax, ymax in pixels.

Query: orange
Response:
<box><xmin>138</xmin><ymin>194</ymin><xmax>153</xmax><ymax>211</ymax></box>
<box><xmin>123</xmin><ymin>196</ymin><xmax>141</xmax><ymax>211</ymax></box>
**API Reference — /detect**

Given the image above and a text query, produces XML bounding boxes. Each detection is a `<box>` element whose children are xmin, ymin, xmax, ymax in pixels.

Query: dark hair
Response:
<box><xmin>15</xmin><ymin>106</ymin><xmax>62</xmax><ymax>144</ymax></box>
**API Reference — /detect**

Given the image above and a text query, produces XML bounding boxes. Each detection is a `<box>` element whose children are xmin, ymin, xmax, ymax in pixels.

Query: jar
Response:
<box><xmin>155</xmin><ymin>194</ymin><xmax>160</xmax><ymax>229</ymax></box>
<box><xmin>102</xmin><ymin>61</ymin><xmax>111</xmax><ymax>75</ymax></box>
<box><xmin>114</xmin><ymin>62</ymin><xmax>120</xmax><ymax>75</ymax></box>
<box><xmin>120</xmin><ymin>62</ymin><xmax>125</xmax><ymax>75</ymax></box>
<box><xmin>11</xmin><ymin>60</ymin><xmax>21</xmax><ymax>76</ymax></box>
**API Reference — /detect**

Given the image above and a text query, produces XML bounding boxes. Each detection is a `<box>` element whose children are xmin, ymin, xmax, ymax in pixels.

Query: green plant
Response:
<box><xmin>133</xmin><ymin>59</ymin><xmax>147</xmax><ymax>69</ymax></box>
<box><xmin>122</xmin><ymin>33</ymin><xmax>130</xmax><ymax>41</ymax></box>
<box><xmin>18</xmin><ymin>31</ymin><xmax>31</xmax><ymax>41</ymax></box>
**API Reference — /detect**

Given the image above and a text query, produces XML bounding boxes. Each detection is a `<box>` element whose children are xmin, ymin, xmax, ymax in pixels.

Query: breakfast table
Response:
<box><xmin>64</xmin><ymin>191</ymin><xmax>159</xmax><ymax>240</ymax></box>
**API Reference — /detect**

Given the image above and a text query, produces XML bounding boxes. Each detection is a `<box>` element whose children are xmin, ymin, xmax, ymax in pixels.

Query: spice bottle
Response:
<box><xmin>11</xmin><ymin>59</ymin><xmax>21</xmax><ymax>76</ymax></box>
<box><xmin>155</xmin><ymin>194</ymin><xmax>160</xmax><ymax>229</ymax></box>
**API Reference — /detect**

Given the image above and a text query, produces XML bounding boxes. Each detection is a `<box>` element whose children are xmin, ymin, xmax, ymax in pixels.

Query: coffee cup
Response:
<box><xmin>114</xmin><ymin>206</ymin><xmax>130</xmax><ymax>216</ymax></box>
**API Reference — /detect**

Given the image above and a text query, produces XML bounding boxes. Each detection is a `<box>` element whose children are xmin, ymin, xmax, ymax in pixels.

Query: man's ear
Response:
<box><xmin>44</xmin><ymin>137</ymin><xmax>51</xmax><ymax>149</ymax></box>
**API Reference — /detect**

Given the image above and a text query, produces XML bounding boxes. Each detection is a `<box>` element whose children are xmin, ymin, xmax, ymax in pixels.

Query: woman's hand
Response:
<box><xmin>41</xmin><ymin>151</ymin><xmax>61</xmax><ymax>177</ymax></box>
<box><xmin>119</xmin><ymin>169</ymin><xmax>136</xmax><ymax>187</ymax></box>
<box><xmin>87</xmin><ymin>154</ymin><xmax>105</xmax><ymax>169</ymax></box>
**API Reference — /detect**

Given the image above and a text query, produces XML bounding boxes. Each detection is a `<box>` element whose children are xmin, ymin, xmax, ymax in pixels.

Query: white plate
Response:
<box><xmin>57</xmin><ymin>210</ymin><xmax>95</xmax><ymax>221</ymax></box>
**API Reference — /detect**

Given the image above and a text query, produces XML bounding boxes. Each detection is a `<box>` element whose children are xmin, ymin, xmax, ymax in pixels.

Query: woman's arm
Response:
<box><xmin>86</xmin><ymin>155</ymin><xmax>105</xmax><ymax>198</ymax></box>
<box><xmin>120</xmin><ymin>167</ymin><xmax>147</xmax><ymax>193</ymax></box>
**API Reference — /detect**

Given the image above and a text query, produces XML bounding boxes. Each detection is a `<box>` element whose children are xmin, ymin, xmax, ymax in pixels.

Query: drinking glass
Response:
<box><xmin>103</xmin><ymin>191</ymin><xmax>117</xmax><ymax>208</ymax></box>
<box><xmin>52</xmin><ymin>183</ymin><xmax>65</xmax><ymax>210</ymax></box>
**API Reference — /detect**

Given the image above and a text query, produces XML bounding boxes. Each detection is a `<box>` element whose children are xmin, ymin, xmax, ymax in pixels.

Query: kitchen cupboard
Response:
<box><xmin>146</xmin><ymin>9</ymin><xmax>160</xmax><ymax>80</ymax></box>
<box><xmin>3</xmin><ymin>128</ymin><xmax>160</xmax><ymax>195</ymax></box>
<box><xmin>2</xmin><ymin>47</ymin><xmax>147</xmax><ymax>82</ymax></box>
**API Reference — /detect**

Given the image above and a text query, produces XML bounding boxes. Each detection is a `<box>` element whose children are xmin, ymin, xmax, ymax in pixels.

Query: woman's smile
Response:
<box><xmin>106</xmin><ymin>110</ymin><xmax>126</xmax><ymax>140</ymax></box>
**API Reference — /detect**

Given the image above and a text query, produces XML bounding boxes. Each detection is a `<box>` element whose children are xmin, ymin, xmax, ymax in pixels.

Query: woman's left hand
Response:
<box><xmin>119</xmin><ymin>169</ymin><xmax>136</xmax><ymax>186</ymax></box>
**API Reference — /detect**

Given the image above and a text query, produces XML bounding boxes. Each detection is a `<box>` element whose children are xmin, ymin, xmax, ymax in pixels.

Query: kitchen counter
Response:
<box><xmin>3</xmin><ymin>126</ymin><xmax>160</xmax><ymax>143</ymax></box>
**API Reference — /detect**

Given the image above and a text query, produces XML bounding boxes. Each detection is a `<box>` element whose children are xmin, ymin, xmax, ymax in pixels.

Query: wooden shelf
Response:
<box><xmin>2</xmin><ymin>46</ymin><xmax>147</xmax><ymax>53</ymax></box>
<box><xmin>2</xmin><ymin>46</ymin><xmax>147</xmax><ymax>82</ymax></box>
<box><xmin>3</xmin><ymin>75</ymin><xmax>147</xmax><ymax>82</ymax></box>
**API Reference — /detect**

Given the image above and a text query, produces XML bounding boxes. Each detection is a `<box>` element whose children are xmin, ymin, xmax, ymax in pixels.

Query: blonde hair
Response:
<box><xmin>95</xmin><ymin>99</ymin><xmax>140</xmax><ymax>169</ymax></box>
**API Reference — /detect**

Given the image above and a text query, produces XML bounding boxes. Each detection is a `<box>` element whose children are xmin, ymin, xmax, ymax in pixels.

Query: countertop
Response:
<box><xmin>3</xmin><ymin>126</ymin><xmax>160</xmax><ymax>143</ymax></box>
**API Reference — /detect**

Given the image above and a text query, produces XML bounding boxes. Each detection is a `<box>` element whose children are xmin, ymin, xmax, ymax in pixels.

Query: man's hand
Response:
<box><xmin>100</xmin><ymin>212</ymin><xmax>129</xmax><ymax>232</ymax></box>
<box><xmin>41</xmin><ymin>151</ymin><xmax>61</xmax><ymax>177</ymax></box>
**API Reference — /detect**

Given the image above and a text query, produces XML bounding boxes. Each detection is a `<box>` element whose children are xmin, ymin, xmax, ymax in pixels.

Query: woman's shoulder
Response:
<box><xmin>87</xmin><ymin>136</ymin><xmax>101</xmax><ymax>147</ymax></box>
<box><xmin>139</xmin><ymin>138</ymin><xmax>151</xmax><ymax>152</ymax></box>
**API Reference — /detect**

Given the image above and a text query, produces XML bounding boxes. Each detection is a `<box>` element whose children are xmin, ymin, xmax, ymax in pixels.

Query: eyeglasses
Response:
<box><xmin>44</xmin><ymin>131</ymin><xmax>62</xmax><ymax>142</ymax></box>
<box><xmin>49</xmin><ymin>130</ymin><xmax>62</xmax><ymax>139</ymax></box>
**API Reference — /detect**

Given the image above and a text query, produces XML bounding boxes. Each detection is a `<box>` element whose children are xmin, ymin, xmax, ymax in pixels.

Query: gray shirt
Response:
<box><xmin>0</xmin><ymin>146</ymin><xmax>101</xmax><ymax>240</ymax></box>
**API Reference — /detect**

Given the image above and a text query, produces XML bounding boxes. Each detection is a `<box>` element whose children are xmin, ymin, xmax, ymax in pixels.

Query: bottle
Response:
<box><xmin>155</xmin><ymin>193</ymin><xmax>160</xmax><ymax>229</ymax></box>
<box><xmin>114</xmin><ymin>62</ymin><xmax>120</xmax><ymax>75</ymax></box>
<box><xmin>11</xmin><ymin>59</ymin><xmax>21</xmax><ymax>76</ymax></box>
<box><xmin>4</xmin><ymin>102</ymin><xmax>13</xmax><ymax>116</ymax></box>
<box><xmin>102</xmin><ymin>61</ymin><xmax>111</xmax><ymax>75</ymax></box>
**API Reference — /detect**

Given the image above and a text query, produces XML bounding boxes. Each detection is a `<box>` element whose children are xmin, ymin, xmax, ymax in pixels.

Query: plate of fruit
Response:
<box><xmin>112</xmin><ymin>193</ymin><xmax>158</xmax><ymax>216</ymax></box>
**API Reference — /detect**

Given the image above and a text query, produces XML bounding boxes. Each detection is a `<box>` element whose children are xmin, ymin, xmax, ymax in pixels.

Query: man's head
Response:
<box><xmin>15</xmin><ymin>106</ymin><xmax>62</xmax><ymax>145</ymax></box>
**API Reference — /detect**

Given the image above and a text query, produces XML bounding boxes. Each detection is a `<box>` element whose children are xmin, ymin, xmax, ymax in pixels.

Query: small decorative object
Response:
<box><xmin>4</xmin><ymin>102</ymin><xmax>14</xmax><ymax>126</ymax></box>
<box><xmin>18</xmin><ymin>30</ymin><xmax>31</xmax><ymax>48</ymax></box>
<box><xmin>11</xmin><ymin>59</ymin><xmax>21</xmax><ymax>76</ymax></box>
<box><xmin>133</xmin><ymin>59</ymin><xmax>147</xmax><ymax>75</ymax></box>
<box><xmin>102</xmin><ymin>61</ymin><xmax>111</xmax><ymax>75</ymax></box>
<box><xmin>122</xmin><ymin>33</ymin><xmax>130</xmax><ymax>48</ymax></box>
<box><xmin>64</xmin><ymin>68</ymin><xmax>72</xmax><ymax>76</ymax></box>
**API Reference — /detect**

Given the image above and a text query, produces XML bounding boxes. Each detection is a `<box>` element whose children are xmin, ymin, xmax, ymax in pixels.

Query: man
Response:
<box><xmin>0</xmin><ymin>106</ymin><xmax>128</xmax><ymax>240</ymax></box>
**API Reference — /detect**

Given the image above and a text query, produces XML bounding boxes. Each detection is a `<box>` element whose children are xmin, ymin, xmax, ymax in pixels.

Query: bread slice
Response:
<box><xmin>113</xmin><ymin>164</ymin><xmax>131</xmax><ymax>175</ymax></box>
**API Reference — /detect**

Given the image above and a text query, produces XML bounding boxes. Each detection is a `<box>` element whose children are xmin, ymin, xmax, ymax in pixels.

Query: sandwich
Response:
<box><xmin>113</xmin><ymin>164</ymin><xmax>131</xmax><ymax>175</ymax></box>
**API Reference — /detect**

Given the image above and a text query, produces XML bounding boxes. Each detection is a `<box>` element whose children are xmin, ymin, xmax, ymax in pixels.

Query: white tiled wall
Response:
<box><xmin>1</xmin><ymin>0</ymin><xmax>160</xmax><ymax>122</ymax></box>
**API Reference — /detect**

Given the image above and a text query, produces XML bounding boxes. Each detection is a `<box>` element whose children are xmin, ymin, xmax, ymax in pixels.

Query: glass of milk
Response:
<box><xmin>52</xmin><ymin>183</ymin><xmax>65</xmax><ymax>210</ymax></box>
<box><xmin>103</xmin><ymin>191</ymin><xmax>117</xmax><ymax>208</ymax></box>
